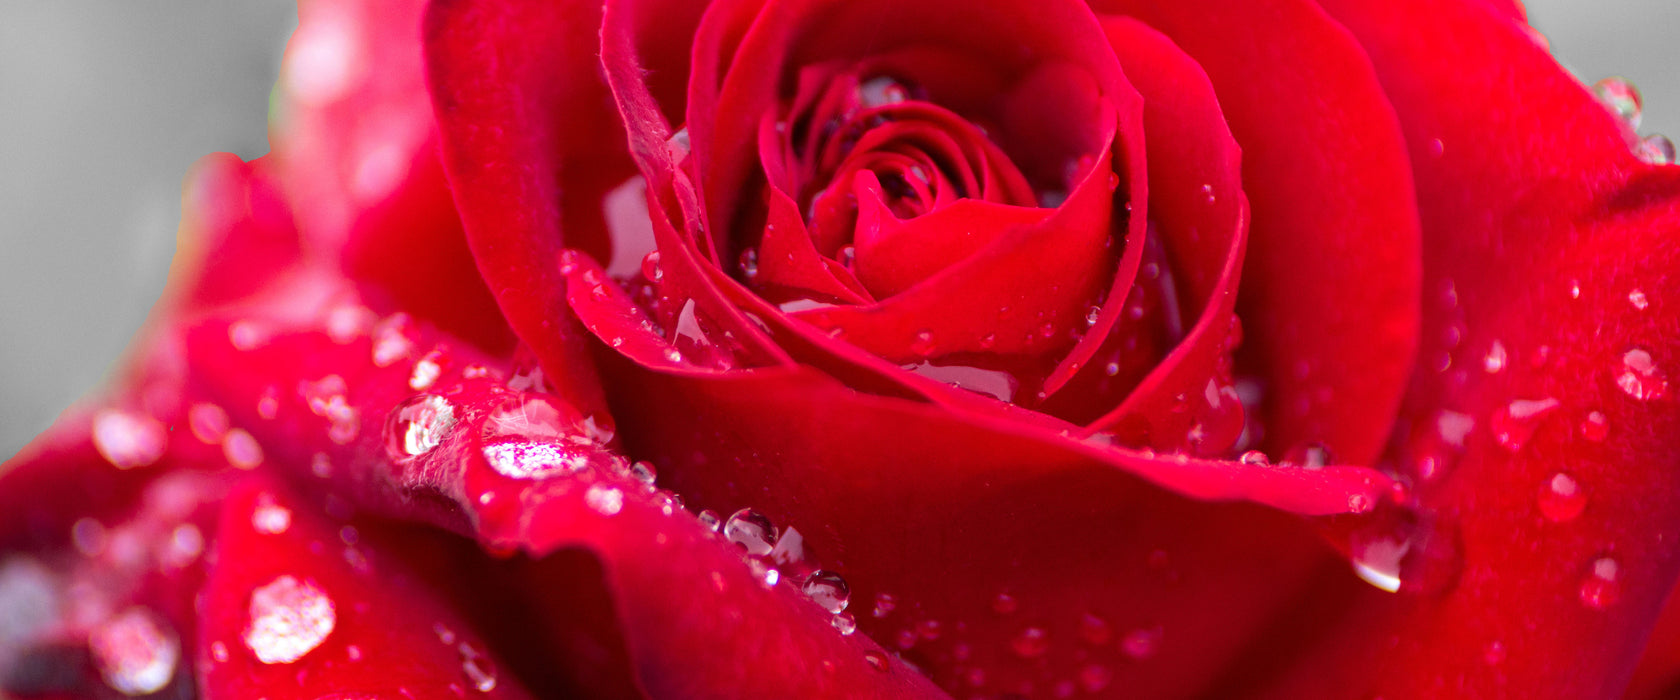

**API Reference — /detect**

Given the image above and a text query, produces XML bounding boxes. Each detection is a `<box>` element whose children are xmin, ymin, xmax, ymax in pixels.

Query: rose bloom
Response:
<box><xmin>6</xmin><ymin>0</ymin><xmax>1680</xmax><ymax>697</ymax></box>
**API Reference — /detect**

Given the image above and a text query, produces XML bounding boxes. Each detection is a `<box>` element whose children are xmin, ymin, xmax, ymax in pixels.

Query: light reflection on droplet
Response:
<box><xmin>384</xmin><ymin>394</ymin><xmax>457</xmax><ymax>461</ymax></box>
<box><xmin>244</xmin><ymin>575</ymin><xmax>336</xmax><ymax>664</ymax></box>
<box><xmin>92</xmin><ymin>409</ymin><xmax>168</xmax><ymax>470</ymax></box>
<box><xmin>89</xmin><ymin>607</ymin><xmax>179</xmax><ymax>696</ymax></box>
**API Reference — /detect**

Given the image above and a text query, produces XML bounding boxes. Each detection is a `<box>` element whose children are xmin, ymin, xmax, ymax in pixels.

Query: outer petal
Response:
<box><xmin>423</xmin><ymin>0</ymin><xmax>630</xmax><ymax>420</ymax></box>
<box><xmin>1091</xmin><ymin>0</ymin><xmax>1423</xmax><ymax>466</ymax></box>
<box><xmin>1246</xmin><ymin>1</ymin><xmax>1680</xmax><ymax>696</ymax></box>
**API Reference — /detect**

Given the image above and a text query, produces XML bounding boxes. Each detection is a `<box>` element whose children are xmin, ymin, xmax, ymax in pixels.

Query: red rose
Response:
<box><xmin>7</xmin><ymin>0</ymin><xmax>1680</xmax><ymax>698</ymax></box>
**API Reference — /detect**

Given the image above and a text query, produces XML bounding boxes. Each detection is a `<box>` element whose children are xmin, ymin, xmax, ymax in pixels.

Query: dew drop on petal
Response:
<box><xmin>628</xmin><ymin>461</ymin><xmax>657</xmax><ymax>486</ymax></box>
<box><xmin>409</xmin><ymin>349</ymin><xmax>447</xmax><ymax>391</ymax></box>
<box><xmin>910</xmin><ymin>330</ymin><xmax>936</xmax><ymax>358</ymax></box>
<box><xmin>1580</xmin><ymin>557</ymin><xmax>1622</xmax><ymax>610</ymax></box>
<box><xmin>1238</xmin><ymin>450</ymin><xmax>1270</xmax><ymax>466</ymax></box>
<box><xmin>1581</xmin><ymin>410</ymin><xmax>1610</xmax><ymax>442</ymax></box>
<box><xmin>585</xmin><ymin>484</ymin><xmax>624</xmax><ymax>516</ymax></box>
<box><xmin>1639</xmin><ymin>134</ymin><xmax>1677</xmax><ymax>165</ymax></box>
<box><xmin>802</xmin><ymin>570</ymin><xmax>851</xmax><ymax>614</ymax></box>
<box><xmin>1489</xmin><ymin>397</ymin><xmax>1561</xmax><ymax>452</ymax></box>
<box><xmin>92</xmin><ymin>409</ymin><xmax>168</xmax><ymax>470</ymax></box>
<box><xmin>1483</xmin><ymin>340</ymin><xmax>1508</xmax><ymax>374</ymax></box>
<box><xmin>1629</xmin><ymin>289</ymin><xmax>1650</xmax><ymax>310</ymax></box>
<box><xmin>992</xmin><ymin>592</ymin><xmax>1018</xmax><ymax>615</ymax></box>
<box><xmin>482</xmin><ymin>440</ymin><xmax>595</xmax><ymax>480</ymax></box>
<box><xmin>222</xmin><ymin>429</ymin><xmax>264</xmax><ymax>470</ymax></box>
<box><xmin>370</xmin><ymin>313</ymin><xmax>417</xmax><ymax>368</ymax></box>
<box><xmin>831</xmin><ymin>612</ymin><xmax>857</xmax><ymax>636</ymax></box>
<box><xmin>1282</xmin><ymin>442</ymin><xmax>1333</xmax><ymax>469</ymax></box>
<box><xmin>244</xmin><ymin>575</ymin><xmax>336</xmax><ymax>664</ymax></box>
<box><xmin>697</xmin><ymin>510</ymin><xmax>721</xmax><ymax>532</ymax></box>
<box><xmin>1011</xmin><ymin>626</ymin><xmax>1049</xmax><ymax>658</ymax></box>
<box><xmin>384</xmin><ymin>394</ymin><xmax>457</xmax><ymax>461</ymax></box>
<box><xmin>458</xmin><ymin>643</ymin><xmax>498</xmax><ymax>693</ymax></box>
<box><xmin>1349</xmin><ymin>506</ymin><xmax>1464</xmax><ymax>596</ymax></box>
<box><xmin>1121</xmin><ymin>626</ymin><xmax>1162</xmax><ymax>660</ymax></box>
<box><xmin>723</xmin><ymin>509</ymin><xmax>778</xmax><ymax>556</ymax></box>
<box><xmin>1617</xmin><ymin>348</ymin><xmax>1669</xmax><ymax>401</ymax></box>
<box><xmin>1594</xmin><ymin>76</ymin><xmax>1643</xmax><ymax>127</ymax></box>
<box><xmin>872</xmin><ymin>592</ymin><xmax>897</xmax><ymax>618</ymax></box>
<box><xmin>89</xmin><ymin>607</ymin><xmax>179</xmax><ymax>696</ymax></box>
<box><xmin>1538</xmin><ymin>472</ymin><xmax>1587</xmax><ymax>523</ymax></box>
<box><xmin>252</xmin><ymin>495</ymin><xmax>293</xmax><ymax>535</ymax></box>
<box><xmin>188</xmin><ymin>403</ymin><xmax>230</xmax><ymax>444</ymax></box>
<box><xmin>210</xmin><ymin>641</ymin><xmax>229</xmax><ymax>663</ymax></box>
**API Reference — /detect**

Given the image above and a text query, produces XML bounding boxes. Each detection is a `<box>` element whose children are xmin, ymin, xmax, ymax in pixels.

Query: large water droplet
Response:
<box><xmin>244</xmin><ymin>575</ymin><xmax>336</xmax><ymax>664</ymax></box>
<box><xmin>1538</xmin><ymin>472</ymin><xmax>1587</xmax><ymax>523</ymax></box>
<box><xmin>1594</xmin><ymin>77</ymin><xmax>1644</xmax><ymax>128</ymax></box>
<box><xmin>89</xmin><ymin>607</ymin><xmax>179</xmax><ymax>696</ymax></box>
<box><xmin>1349</xmin><ymin>507</ymin><xmax>1464</xmax><ymax>595</ymax></box>
<box><xmin>482</xmin><ymin>440</ymin><xmax>595</xmax><ymax>480</ymax></box>
<box><xmin>723</xmin><ymin>509</ymin><xmax>778</xmax><ymax>555</ymax></box>
<box><xmin>92</xmin><ymin>409</ymin><xmax>167</xmax><ymax>470</ymax></box>
<box><xmin>384</xmin><ymin>394</ymin><xmax>457</xmax><ymax>461</ymax></box>
<box><xmin>1580</xmin><ymin>556</ymin><xmax>1622</xmax><ymax>610</ymax></box>
<box><xmin>803</xmin><ymin>570</ymin><xmax>851</xmax><ymax>614</ymax></box>
<box><xmin>1617</xmin><ymin>348</ymin><xmax>1669</xmax><ymax>400</ymax></box>
<box><xmin>1490</xmin><ymin>397</ymin><xmax>1561</xmax><ymax>452</ymax></box>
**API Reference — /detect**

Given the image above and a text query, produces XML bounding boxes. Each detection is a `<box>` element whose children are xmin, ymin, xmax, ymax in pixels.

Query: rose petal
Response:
<box><xmin>197</xmin><ymin>478</ymin><xmax>539</xmax><ymax>698</ymax></box>
<box><xmin>1093</xmin><ymin>0</ymin><xmax>1424</xmax><ymax>466</ymax></box>
<box><xmin>1238</xmin><ymin>0</ymin><xmax>1680</xmax><ymax>695</ymax></box>
<box><xmin>424</xmin><ymin>0</ymin><xmax>629</xmax><ymax>419</ymax></box>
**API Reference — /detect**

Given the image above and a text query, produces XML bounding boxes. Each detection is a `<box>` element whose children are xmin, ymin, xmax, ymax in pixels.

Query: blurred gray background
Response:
<box><xmin>0</xmin><ymin>1</ymin><xmax>1676</xmax><ymax>458</ymax></box>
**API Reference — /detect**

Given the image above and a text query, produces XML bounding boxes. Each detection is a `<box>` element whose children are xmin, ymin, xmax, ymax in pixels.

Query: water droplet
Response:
<box><xmin>803</xmin><ymin>570</ymin><xmax>851</xmax><ymax>614</ymax></box>
<box><xmin>188</xmin><ymin>403</ymin><xmax>230</xmax><ymax>444</ymax></box>
<box><xmin>384</xmin><ymin>394</ymin><xmax>457</xmax><ymax>461</ymax></box>
<box><xmin>873</xmin><ymin>592</ymin><xmax>897</xmax><ymax>618</ymax></box>
<box><xmin>739</xmin><ymin>248</ymin><xmax>760</xmax><ymax>281</ymax></box>
<box><xmin>1079</xmin><ymin>663</ymin><xmax>1114</xmax><ymax>692</ymax></box>
<box><xmin>1595</xmin><ymin>77</ymin><xmax>1643</xmax><ymax>128</ymax></box>
<box><xmin>223</xmin><ymin>429</ymin><xmax>264</xmax><ymax>470</ymax></box>
<box><xmin>1570</xmin><ymin>280</ymin><xmax>1583</xmax><ymax>299</ymax></box>
<box><xmin>371</xmin><ymin>313</ymin><xmax>417</xmax><ymax>368</ymax></box>
<box><xmin>257</xmin><ymin>387</ymin><xmax>280</xmax><ymax>420</ymax></box>
<box><xmin>831</xmin><ymin>612</ymin><xmax>857</xmax><ymax>635</ymax></box>
<box><xmin>1011</xmin><ymin>626</ymin><xmax>1049</xmax><ymax>658</ymax></box>
<box><xmin>1484</xmin><ymin>640</ymin><xmax>1507</xmax><ymax>666</ymax></box>
<box><xmin>1085</xmin><ymin>306</ymin><xmax>1103</xmax><ymax>327</ymax></box>
<box><xmin>1581</xmin><ymin>410</ymin><xmax>1610</xmax><ymax>442</ymax></box>
<box><xmin>628</xmin><ymin>461</ymin><xmax>657</xmax><ymax>486</ymax></box>
<box><xmin>1078</xmin><ymin>613</ymin><xmax>1112</xmax><ymax>645</ymax></box>
<box><xmin>1535</xmin><ymin>472</ymin><xmax>1587</xmax><ymax>523</ymax></box>
<box><xmin>991</xmin><ymin>592</ymin><xmax>1018</xmax><ymax>615</ymax></box>
<box><xmin>1238</xmin><ymin>450</ymin><xmax>1270</xmax><ymax>466</ymax></box>
<box><xmin>1490</xmin><ymin>397</ymin><xmax>1561</xmax><ymax>452</ymax></box>
<box><xmin>667</xmin><ymin>127</ymin><xmax>691</xmax><ymax>160</ymax></box>
<box><xmin>723</xmin><ymin>509</ymin><xmax>778</xmax><ymax>555</ymax></box>
<box><xmin>1200</xmin><ymin>183</ymin><xmax>1216</xmax><ymax>204</ymax></box>
<box><xmin>863</xmin><ymin>650</ymin><xmax>889</xmax><ymax>671</ymax></box>
<box><xmin>1283</xmin><ymin>442</ymin><xmax>1333</xmax><ymax>469</ymax></box>
<box><xmin>210</xmin><ymin>641</ymin><xmax>230</xmax><ymax>663</ymax></box>
<box><xmin>1580</xmin><ymin>556</ymin><xmax>1622</xmax><ymax>610</ymax></box>
<box><xmin>244</xmin><ymin>575</ymin><xmax>336</xmax><ymax>664</ymax></box>
<box><xmin>163</xmin><ymin>524</ymin><xmax>204</xmax><ymax>568</ymax></box>
<box><xmin>910</xmin><ymin>330</ymin><xmax>936</xmax><ymax>358</ymax></box>
<box><xmin>1120</xmin><ymin>626</ymin><xmax>1161</xmax><ymax>660</ymax></box>
<box><xmin>697</xmin><ymin>510</ymin><xmax>721</xmax><ymax>532</ymax></box>
<box><xmin>1641</xmin><ymin>134</ymin><xmax>1677</xmax><ymax>165</ymax></box>
<box><xmin>917</xmin><ymin>619</ymin><xmax>942</xmax><ymax>641</ymax></box>
<box><xmin>585</xmin><ymin>484</ymin><xmax>624</xmax><ymax>516</ymax></box>
<box><xmin>459</xmin><ymin>643</ymin><xmax>498</xmax><ymax>692</ymax></box>
<box><xmin>1483</xmin><ymin>340</ymin><xmax>1508</xmax><ymax>374</ymax></box>
<box><xmin>1104</xmin><ymin>361</ymin><xmax>1120</xmax><ymax>377</ymax></box>
<box><xmin>1630</xmin><ymin>289</ymin><xmax>1650</xmax><ymax>310</ymax></box>
<box><xmin>1350</xmin><ymin>507</ymin><xmax>1464</xmax><ymax>595</ymax></box>
<box><xmin>641</xmin><ymin>250</ymin><xmax>664</xmax><ymax>283</ymax></box>
<box><xmin>859</xmin><ymin>75</ymin><xmax>910</xmax><ymax>107</ymax></box>
<box><xmin>482</xmin><ymin>440</ymin><xmax>595</xmax><ymax>480</ymax></box>
<box><xmin>410</xmin><ymin>349</ymin><xmax>448</xmax><ymax>391</ymax></box>
<box><xmin>92</xmin><ymin>409</ymin><xmax>167</xmax><ymax>470</ymax></box>
<box><xmin>89</xmin><ymin>607</ymin><xmax>179</xmax><ymax>695</ymax></box>
<box><xmin>1618</xmin><ymin>348</ymin><xmax>1669</xmax><ymax>400</ymax></box>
